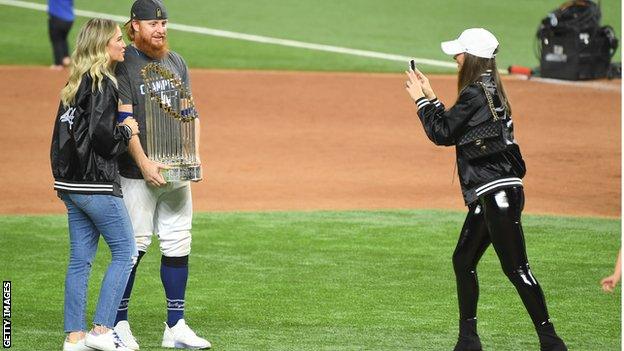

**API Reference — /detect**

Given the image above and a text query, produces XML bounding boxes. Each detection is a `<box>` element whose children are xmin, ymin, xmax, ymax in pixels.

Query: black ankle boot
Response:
<box><xmin>453</xmin><ymin>318</ymin><xmax>482</xmax><ymax>351</ymax></box>
<box><xmin>536</xmin><ymin>323</ymin><xmax>567</xmax><ymax>351</ymax></box>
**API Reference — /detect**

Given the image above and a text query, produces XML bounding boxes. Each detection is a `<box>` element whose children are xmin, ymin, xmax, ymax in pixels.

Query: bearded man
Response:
<box><xmin>112</xmin><ymin>0</ymin><xmax>210</xmax><ymax>349</ymax></box>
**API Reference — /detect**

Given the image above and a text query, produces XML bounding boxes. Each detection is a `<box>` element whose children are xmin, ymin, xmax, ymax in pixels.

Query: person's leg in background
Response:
<box><xmin>48</xmin><ymin>15</ymin><xmax>72</xmax><ymax>69</ymax></box>
<box><xmin>59</xmin><ymin>18</ymin><xmax>73</xmax><ymax>67</ymax></box>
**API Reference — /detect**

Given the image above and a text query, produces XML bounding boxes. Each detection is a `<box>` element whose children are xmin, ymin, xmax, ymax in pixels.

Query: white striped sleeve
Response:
<box><xmin>430</xmin><ymin>98</ymin><xmax>442</xmax><ymax>108</ymax></box>
<box><xmin>415</xmin><ymin>97</ymin><xmax>431</xmax><ymax>111</ymax></box>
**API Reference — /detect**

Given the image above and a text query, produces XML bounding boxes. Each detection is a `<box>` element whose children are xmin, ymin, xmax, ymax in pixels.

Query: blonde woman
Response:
<box><xmin>50</xmin><ymin>18</ymin><xmax>138</xmax><ymax>351</ymax></box>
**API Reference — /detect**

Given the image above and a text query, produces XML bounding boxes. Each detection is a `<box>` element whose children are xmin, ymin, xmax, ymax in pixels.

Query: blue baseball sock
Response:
<box><xmin>161</xmin><ymin>255</ymin><xmax>189</xmax><ymax>328</ymax></box>
<box><xmin>115</xmin><ymin>250</ymin><xmax>145</xmax><ymax>325</ymax></box>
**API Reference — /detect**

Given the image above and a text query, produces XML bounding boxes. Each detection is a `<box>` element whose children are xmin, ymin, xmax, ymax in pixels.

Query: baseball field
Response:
<box><xmin>0</xmin><ymin>0</ymin><xmax>621</xmax><ymax>350</ymax></box>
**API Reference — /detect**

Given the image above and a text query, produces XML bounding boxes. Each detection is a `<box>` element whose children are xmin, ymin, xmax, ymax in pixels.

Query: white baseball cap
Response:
<box><xmin>441</xmin><ymin>28</ymin><xmax>499</xmax><ymax>59</ymax></box>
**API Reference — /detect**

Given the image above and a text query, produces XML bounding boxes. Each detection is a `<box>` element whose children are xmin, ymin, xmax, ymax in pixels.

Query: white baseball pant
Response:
<box><xmin>120</xmin><ymin>176</ymin><xmax>193</xmax><ymax>257</ymax></box>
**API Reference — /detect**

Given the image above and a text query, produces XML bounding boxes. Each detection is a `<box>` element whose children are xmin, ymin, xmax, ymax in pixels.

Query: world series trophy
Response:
<box><xmin>141</xmin><ymin>62</ymin><xmax>201</xmax><ymax>181</ymax></box>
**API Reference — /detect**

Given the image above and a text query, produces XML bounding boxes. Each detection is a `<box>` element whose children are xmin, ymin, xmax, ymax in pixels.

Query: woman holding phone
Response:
<box><xmin>51</xmin><ymin>18</ymin><xmax>139</xmax><ymax>351</ymax></box>
<box><xmin>404</xmin><ymin>28</ymin><xmax>567</xmax><ymax>351</ymax></box>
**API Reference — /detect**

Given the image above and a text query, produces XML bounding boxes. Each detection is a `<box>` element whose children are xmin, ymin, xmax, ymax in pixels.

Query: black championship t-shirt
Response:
<box><xmin>115</xmin><ymin>45</ymin><xmax>191</xmax><ymax>179</ymax></box>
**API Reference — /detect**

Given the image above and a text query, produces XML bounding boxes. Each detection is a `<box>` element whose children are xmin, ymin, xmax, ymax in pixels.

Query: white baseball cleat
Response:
<box><xmin>161</xmin><ymin>319</ymin><xmax>211</xmax><ymax>349</ymax></box>
<box><xmin>62</xmin><ymin>337</ymin><xmax>94</xmax><ymax>351</ymax></box>
<box><xmin>114</xmin><ymin>321</ymin><xmax>140</xmax><ymax>350</ymax></box>
<box><xmin>84</xmin><ymin>330</ymin><xmax>132</xmax><ymax>351</ymax></box>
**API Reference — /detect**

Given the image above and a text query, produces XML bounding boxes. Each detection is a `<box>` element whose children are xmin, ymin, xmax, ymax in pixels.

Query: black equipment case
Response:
<box><xmin>536</xmin><ymin>0</ymin><xmax>618</xmax><ymax>80</ymax></box>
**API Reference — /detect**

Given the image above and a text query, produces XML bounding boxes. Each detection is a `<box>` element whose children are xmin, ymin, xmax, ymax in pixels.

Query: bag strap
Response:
<box><xmin>476</xmin><ymin>82</ymin><xmax>499</xmax><ymax>121</ymax></box>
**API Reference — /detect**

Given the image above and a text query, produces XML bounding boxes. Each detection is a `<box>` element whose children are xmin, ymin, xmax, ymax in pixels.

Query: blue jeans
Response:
<box><xmin>61</xmin><ymin>193</ymin><xmax>137</xmax><ymax>332</ymax></box>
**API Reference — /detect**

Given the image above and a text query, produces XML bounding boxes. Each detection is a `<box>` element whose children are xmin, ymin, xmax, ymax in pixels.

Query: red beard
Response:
<box><xmin>134</xmin><ymin>32</ymin><xmax>169</xmax><ymax>60</ymax></box>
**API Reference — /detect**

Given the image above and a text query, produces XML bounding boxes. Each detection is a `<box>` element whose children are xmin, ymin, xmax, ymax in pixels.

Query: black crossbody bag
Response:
<box><xmin>457</xmin><ymin>82</ymin><xmax>510</xmax><ymax>160</ymax></box>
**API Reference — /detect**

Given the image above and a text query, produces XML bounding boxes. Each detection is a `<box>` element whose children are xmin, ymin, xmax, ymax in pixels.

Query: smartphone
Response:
<box><xmin>409</xmin><ymin>59</ymin><xmax>416</xmax><ymax>71</ymax></box>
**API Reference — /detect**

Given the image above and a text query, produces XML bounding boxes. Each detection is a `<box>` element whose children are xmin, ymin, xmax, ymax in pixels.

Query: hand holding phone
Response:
<box><xmin>407</xmin><ymin>61</ymin><xmax>435</xmax><ymax>100</ymax></box>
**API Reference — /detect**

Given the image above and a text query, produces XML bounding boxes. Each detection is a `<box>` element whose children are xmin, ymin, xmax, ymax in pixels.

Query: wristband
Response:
<box><xmin>117</xmin><ymin>111</ymin><xmax>133</xmax><ymax>123</ymax></box>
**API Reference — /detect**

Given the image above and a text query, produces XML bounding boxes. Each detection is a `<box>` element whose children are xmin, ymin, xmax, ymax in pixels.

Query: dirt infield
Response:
<box><xmin>0</xmin><ymin>66</ymin><xmax>620</xmax><ymax>217</ymax></box>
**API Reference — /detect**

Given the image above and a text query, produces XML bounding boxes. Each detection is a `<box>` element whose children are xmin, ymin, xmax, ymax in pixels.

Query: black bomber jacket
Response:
<box><xmin>50</xmin><ymin>74</ymin><xmax>132</xmax><ymax>197</ymax></box>
<box><xmin>415</xmin><ymin>71</ymin><xmax>526</xmax><ymax>205</ymax></box>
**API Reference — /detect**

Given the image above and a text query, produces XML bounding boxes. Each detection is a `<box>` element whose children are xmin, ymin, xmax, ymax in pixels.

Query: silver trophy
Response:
<box><xmin>141</xmin><ymin>62</ymin><xmax>201</xmax><ymax>181</ymax></box>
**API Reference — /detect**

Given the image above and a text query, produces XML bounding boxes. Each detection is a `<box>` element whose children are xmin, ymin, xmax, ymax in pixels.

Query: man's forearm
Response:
<box><xmin>128</xmin><ymin>136</ymin><xmax>149</xmax><ymax>169</ymax></box>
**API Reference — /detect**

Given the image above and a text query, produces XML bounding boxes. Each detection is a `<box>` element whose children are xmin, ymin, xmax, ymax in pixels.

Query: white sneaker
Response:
<box><xmin>84</xmin><ymin>330</ymin><xmax>132</xmax><ymax>351</ymax></box>
<box><xmin>114</xmin><ymin>321</ymin><xmax>140</xmax><ymax>350</ymax></box>
<box><xmin>161</xmin><ymin>319</ymin><xmax>211</xmax><ymax>349</ymax></box>
<box><xmin>63</xmin><ymin>337</ymin><xmax>94</xmax><ymax>351</ymax></box>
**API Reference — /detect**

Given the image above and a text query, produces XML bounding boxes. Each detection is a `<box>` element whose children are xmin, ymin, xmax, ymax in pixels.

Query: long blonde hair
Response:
<box><xmin>60</xmin><ymin>18</ymin><xmax>119</xmax><ymax>107</ymax></box>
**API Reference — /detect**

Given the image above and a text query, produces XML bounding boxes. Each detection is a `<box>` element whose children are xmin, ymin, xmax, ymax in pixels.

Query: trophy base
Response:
<box><xmin>161</xmin><ymin>165</ymin><xmax>202</xmax><ymax>182</ymax></box>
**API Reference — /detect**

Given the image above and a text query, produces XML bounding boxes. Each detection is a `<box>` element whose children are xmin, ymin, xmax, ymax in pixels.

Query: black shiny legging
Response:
<box><xmin>453</xmin><ymin>186</ymin><xmax>550</xmax><ymax>327</ymax></box>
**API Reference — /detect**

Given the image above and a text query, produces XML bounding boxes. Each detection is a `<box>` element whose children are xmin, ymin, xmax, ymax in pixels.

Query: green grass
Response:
<box><xmin>0</xmin><ymin>210</ymin><xmax>620</xmax><ymax>350</ymax></box>
<box><xmin>0</xmin><ymin>0</ymin><xmax>620</xmax><ymax>72</ymax></box>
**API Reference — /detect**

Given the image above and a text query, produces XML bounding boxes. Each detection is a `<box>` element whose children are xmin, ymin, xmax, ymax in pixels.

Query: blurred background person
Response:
<box><xmin>48</xmin><ymin>0</ymin><xmax>74</xmax><ymax>70</ymax></box>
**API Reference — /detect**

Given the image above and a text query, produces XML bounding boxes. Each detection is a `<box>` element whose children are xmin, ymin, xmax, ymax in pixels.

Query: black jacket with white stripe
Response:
<box><xmin>50</xmin><ymin>74</ymin><xmax>132</xmax><ymax>197</ymax></box>
<box><xmin>415</xmin><ymin>72</ymin><xmax>526</xmax><ymax>205</ymax></box>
